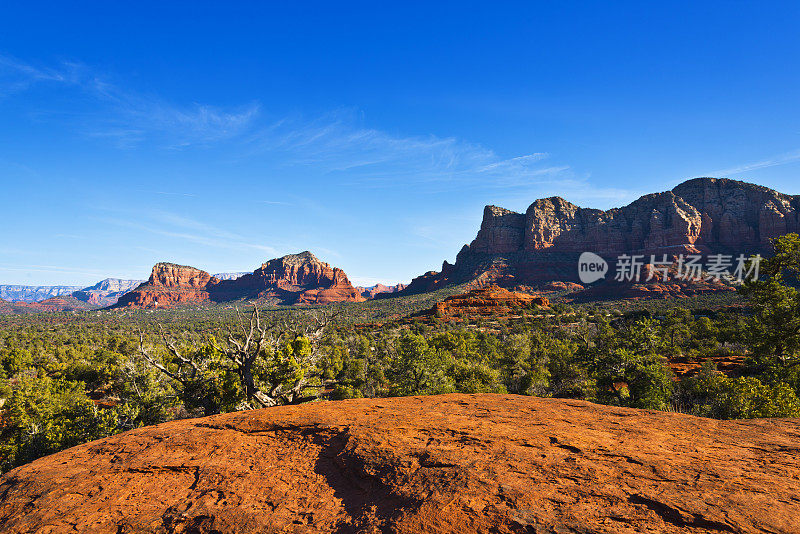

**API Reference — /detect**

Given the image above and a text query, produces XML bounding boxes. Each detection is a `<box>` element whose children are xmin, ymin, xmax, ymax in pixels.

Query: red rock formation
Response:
<box><xmin>114</xmin><ymin>263</ymin><xmax>218</xmax><ymax>309</ymax></box>
<box><xmin>214</xmin><ymin>251</ymin><xmax>364</xmax><ymax>305</ymax></box>
<box><xmin>150</xmin><ymin>263</ymin><xmax>216</xmax><ymax>288</ymax></box>
<box><xmin>115</xmin><ymin>253</ymin><xmax>364</xmax><ymax>308</ymax></box>
<box><xmin>539</xmin><ymin>281</ymin><xmax>585</xmax><ymax>292</ymax></box>
<box><xmin>356</xmin><ymin>283</ymin><xmax>408</xmax><ymax>299</ymax></box>
<box><xmin>423</xmin><ymin>285</ymin><xmax>549</xmax><ymax>322</ymax></box>
<box><xmin>399</xmin><ymin>178</ymin><xmax>799</xmax><ymax>299</ymax></box>
<box><xmin>519</xmin><ymin>178</ymin><xmax>798</xmax><ymax>255</ymax></box>
<box><xmin>669</xmin><ymin>354</ymin><xmax>745</xmax><ymax>378</ymax></box>
<box><xmin>1</xmin><ymin>394</ymin><xmax>798</xmax><ymax>533</ymax></box>
<box><xmin>27</xmin><ymin>296</ymin><xmax>95</xmax><ymax>312</ymax></box>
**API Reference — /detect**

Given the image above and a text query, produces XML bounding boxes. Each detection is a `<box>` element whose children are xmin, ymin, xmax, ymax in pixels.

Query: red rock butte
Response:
<box><xmin>114</xmin><ymin>251</ymin><xmax>365</xmax><ymax>308</ymax></box>
<box><xmin>397</xmin><ymin>177</ymin><xmax>800</xmax><ymax>296</ymax></box>
<box><xmin>1</xmin><ymin>394</ymin><xmax>798</xmax><ymax>533</ymax></box>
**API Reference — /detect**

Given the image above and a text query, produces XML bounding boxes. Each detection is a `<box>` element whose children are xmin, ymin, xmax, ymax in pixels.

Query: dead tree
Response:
<box><xmin>136</xmin><ymin>325</ymin><xmax>217</xmax><ymax>414</ymax></box>
<box><xmin>137</xmin><ymin>306</ymin><xmax>340</xmax><ymax>412</ymax></box>
<box><xmin>264</xmin><ymin>308</ymin><xmax>340</xmax><ymax>405</ymax></box>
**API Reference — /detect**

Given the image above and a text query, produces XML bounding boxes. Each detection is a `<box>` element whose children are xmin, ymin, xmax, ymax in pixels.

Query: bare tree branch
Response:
<box><xmin>136</xmin><ymin>330</ymin><xmax>183</xmax><ymax>383</ymax></box>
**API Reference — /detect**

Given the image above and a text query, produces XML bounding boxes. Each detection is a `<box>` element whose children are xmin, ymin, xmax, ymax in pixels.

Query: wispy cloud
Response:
<box><xmin>0</xmin><ymin>247</ymin><xmax>28</xmax><ymax>256</ymax></box>
<box><xmin>95</xmin><ymin>208</ymin><xmax>277</xmax><ymax>257</ymax></box>
<box><xmin>1</xmin><ymin>53</ymin><xmax>260</xmax><ymax>148</ymax></box>
<box><xmin>249</xmin><ymin>111</ymin><xmax>492</xmax><ymax>174</ymax></box>
<box><xmin>147</xmin><ymin>211</ymin><xmax>244</xmax><ymax>241</ymax></box>
<box><xmin>708</xmin><ymin>148</ymin><xmax>800</xmax><ymax>177</ymax></box>
<box><xmin>0</xmin><ymin>263</ymin><xmax>107</xmax><ymax>278</ymax></box>
<box><xmin>242</xmin><ymin>110</ymin><xmax>580</xmax><ymax>192</ymax></box>
<box><xmin>0</xmin><ymin>55</ymin><xmax>78</xmax><ymax>95</ymax></box>
<box><xmin>136</xmin><ymin>190</ymin><xmax>197</xmax><ymax>198</ymax></box>
<box><xmin>99</xmin><ymin>99</ymin><xmax>260</xmax><ymax>149</ymax></box>
<box><xmin>476</xmin><ymin>153</ymin><xmax>549</xmax><ymax>172</ymax></box>
<box><xmin>2</xmin><ymin>54</ymin><xmax>638</xmax><ymax>202</ymax></box>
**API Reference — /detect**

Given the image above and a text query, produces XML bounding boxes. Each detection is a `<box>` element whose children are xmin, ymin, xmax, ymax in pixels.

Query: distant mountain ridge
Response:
<box><xmin>212</xmin><ymin>272</ymin><xmax>248</xmax><ymax>281</ymax></box>
<box><xmin>0</xmin><ymin>279</ymin><xmax>144</xmax><ymax>307</ymax></box>
<box><xmin>355</xmin><ymin>283</ymin><xmax>407</xmax><ymax>299</ymax></box>
<box><xmin>71</xmin><ymin>279</ymin><xmax>145</xmax><ymax>307</ymax></box>
<box><xmin>114</xmin><ymin>251</ymin><xmax>365</xmax><ymax>308</ymax></box>
<box><xmin>0</xmin><ymin>285</ymin><xmax>83</xmax><ymax>303</ymax></box>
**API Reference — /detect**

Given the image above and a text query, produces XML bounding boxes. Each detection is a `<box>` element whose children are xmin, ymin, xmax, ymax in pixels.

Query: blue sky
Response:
<box><xmin>2</xmin><ymin>1</ymin><xmax>800</xmax><ymax>286</ymax></box>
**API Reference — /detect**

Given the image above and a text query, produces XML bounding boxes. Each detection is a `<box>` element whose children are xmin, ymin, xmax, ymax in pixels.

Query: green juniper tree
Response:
<box><xmin>742</xmin><ymin>233</ymin><xmax>800</xmax><ymax>373</ymax></box>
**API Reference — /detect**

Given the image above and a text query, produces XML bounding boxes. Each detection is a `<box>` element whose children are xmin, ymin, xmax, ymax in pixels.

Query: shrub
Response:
<box><xmin>677</xmin><ymin>362</ymin><xmax>800</xmax><ymax>419</ymax></box>
<box><xmin>0</xmin><ymin>373</ymin><xmax>118</xmax><ymax>472</ymax></box>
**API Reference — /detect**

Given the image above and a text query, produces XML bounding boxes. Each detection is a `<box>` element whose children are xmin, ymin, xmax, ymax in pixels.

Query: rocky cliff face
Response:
<box><xmin>2</xmin><ymin>394</ymin><xmax>798</xmax><ymax>533</ymax></box>
<box><xmin>212</xmin><ymin>251</ymin><xmax>364</xmax><ymax>305</ymax></box>
<box><xmin>115</xmin><ymin>253</ymin><xmax>364</xmax><ymax>308</ymax></box>
<box><xmin>149</xmin><ymin>263</ymin><xmax>217</xmax><ymax>289</ymax></box>
<box><xmin>476</xmin><ymin>178</ymin><xmax>799</xmax><ymax>255</ymax></box>
<box><xmin>114</xmin><ymin>263</ymin><xmax>219</xmax><ymax>308</ymax></box>
<box><xmin>400</xmin><ymin>178</ymin><xmax>800</xmax><ymax>296</ymax></box>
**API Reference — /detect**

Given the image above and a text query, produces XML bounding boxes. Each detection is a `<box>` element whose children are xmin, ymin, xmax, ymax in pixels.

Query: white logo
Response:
<box><xmin>578</xmin><ymin>252</ymin><xmax>608</xmax><ymax>284</ymax></box>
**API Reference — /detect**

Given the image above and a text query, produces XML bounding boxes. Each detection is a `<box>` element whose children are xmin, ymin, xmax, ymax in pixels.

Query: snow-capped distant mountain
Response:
<box><xmin>212</xmin><ymin>272</ymin><xmax>249</xmax><ymax>281</ymax></box>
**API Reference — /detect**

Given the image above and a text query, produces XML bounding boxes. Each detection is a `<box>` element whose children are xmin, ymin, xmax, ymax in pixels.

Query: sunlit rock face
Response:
<box><xmin>115</xmin><ymin>252</ymin><xmax>365</xmax><ymax>308</ymax></box>
<box><xmin>398</xmin><ymin>177</ymin><xmax>800</xmax><ymax>296</ymax></box>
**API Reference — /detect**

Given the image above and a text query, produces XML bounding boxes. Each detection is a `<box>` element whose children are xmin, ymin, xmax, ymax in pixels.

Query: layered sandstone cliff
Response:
<box><xmin>400</xmin><ymin>178</ymin><xmax>800</xmax><ymax>296</ymax></box>
<box><xmin>1</xmin><ymin>394</ymin><xmax>798</xmax><ymax>533</ymax></box>
<box><xmin>213</xmin><ymin>251</ymin><xmax>365</xmax><ymax>305</ymax></box>
<box><xmin>473</xmin><ymin>178</ymin><xmax>798</xmax><ymax>256</ymax></box>
<box><xmin>115</xmin><ymin>253</ymin><xmax>364</xmax><ymax>308</ymax></box>
<box><xmin>115</xmin><ymin>263</ymin><xmax>218</xmax><ymax>308</ymax></box>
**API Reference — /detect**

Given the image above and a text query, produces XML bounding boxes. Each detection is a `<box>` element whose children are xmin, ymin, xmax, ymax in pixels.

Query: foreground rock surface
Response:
<box><xmin>1</xmin><ymin>394</ymin><xmax>798</xmax><ymax>533</ymax></box>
